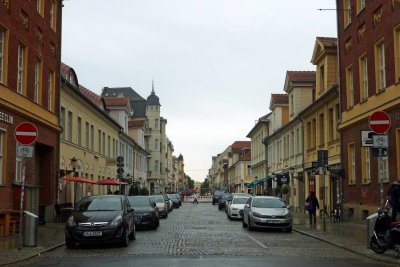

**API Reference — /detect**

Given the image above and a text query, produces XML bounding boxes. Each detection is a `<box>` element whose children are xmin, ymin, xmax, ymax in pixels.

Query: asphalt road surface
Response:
<box><xmin>16</xmin><ymin>203</ymin><xmax>392</xmax><ymax>267</ymax></box>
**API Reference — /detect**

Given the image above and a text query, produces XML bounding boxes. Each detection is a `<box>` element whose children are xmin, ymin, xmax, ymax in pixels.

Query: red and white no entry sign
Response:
<box><xmin>14</xmin><ymin>122</ymin><xmax>38</xmax><ymax>145</ymax></box>
<box><xmin>368</xmin><ymin>111</ymin><xmax>391</xmax><ymax>134</ymax></box>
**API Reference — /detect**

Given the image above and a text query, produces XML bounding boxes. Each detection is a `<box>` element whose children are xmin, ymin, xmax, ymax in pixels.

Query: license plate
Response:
<box><xmin>267</xmin><ymin>220</ymin><xmax>280</xmax><ymax>224</ymax></box>
<box><xmin>83</xmin><ymin>231</ymin><xmax>102</xmax><ymax>237</ymax></box>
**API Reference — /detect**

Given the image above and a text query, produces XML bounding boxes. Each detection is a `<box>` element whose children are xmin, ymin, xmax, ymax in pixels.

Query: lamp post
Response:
<box><xmin>70</xmin><ymin>157</ymin><xmax>78</xmax><ymax>202</ymax></box>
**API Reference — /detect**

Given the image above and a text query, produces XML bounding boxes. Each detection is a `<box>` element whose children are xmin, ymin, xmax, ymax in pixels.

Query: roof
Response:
<box><xmin>311</xmin><ymin>37</ymin><xmax>338</xmax><ymax>64</ymax></box>
<box><xmin>101</xmin><ymin>87</ymin><xmax>147</xmax><ymax>118</ymax></box>
<box><xmin>286</xmin><ymin>71</ymin><xmax>316</xmax><ymax>83</ymax></box>
<box><xmin>79</xmin><ymin>85</ymin><xmax>103</xmax><ymax>107</ymax></box>
<box><xmin>271</xmin><ymin>94</ymin><xmax>289</xmax><ymax>105</ymax></box>
<box><xmin>231</xmin><ymin>141</ymin><xmax>251</xmax><ymax>150</ymax></box>
<box><xmin>103</xmin><ymin>96</ymin><xmax>130</xmax><ymax>107</ymax></box>
<box><xmin>128</xmin><ymin>120</ymin><xmax>145</xmax><ymax>128</ymax></box>
<box><xmin>316</xmin><ymin>37</ymin><xmax>337</xmax><ymax>49</ymax></box>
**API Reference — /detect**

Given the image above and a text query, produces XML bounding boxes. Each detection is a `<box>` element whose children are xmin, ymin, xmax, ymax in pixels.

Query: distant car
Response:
<box><xmin>65</xmin><ymin>195</ymin><xmax>135</xmax><ymax>249</ymax></box>
<box><xmin>242</xmin><ymin>196</ymin><xmax>292</xmax><ymax>232</ymax></box>
<box><xmin>212</xmin><ymin>190</ymin><xmax>225</xmax><ymax>205</ymax></box>
<box><xmin>163</xmin><ymin>194</ymin><xmax>173</xmax><ymax>212</ymax></box>
<box><xmin>169</xmin><ymin>194</ymin><xmax>181</xmax><ymax>208</ymax></box>
<box><xmin>127</xmin><ymin>196</ymin><xmax>159</xmax><ymax>230</ymax></box>
<box><xmin>227</xmin><ymin>195</ymin><xmax>251</xmax><ymax>220</ymax></box>
<box><xmin>226</xmin><ymin>193</ymin><xmax>251</xmax><ymax>214</ymax></box>
<box><xmin>150</xmin><ymin>195</ymin><xmax>168</xmax><ymax>218</ymax></box>
<box><xmin>218</xmin><ymin>193</ymin><xmax>231</xmax><ymax>210</ymax></box>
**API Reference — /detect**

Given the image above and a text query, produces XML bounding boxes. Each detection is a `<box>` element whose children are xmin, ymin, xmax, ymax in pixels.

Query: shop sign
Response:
<box><xmin>0</xmin><ymin>111</ymin><xmax>14</xmax><ymax>124</ymax></box>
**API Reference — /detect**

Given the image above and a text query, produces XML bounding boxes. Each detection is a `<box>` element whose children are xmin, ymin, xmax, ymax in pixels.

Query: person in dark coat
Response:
<box><xmin>305</xmin><ymin>191</ymin><xmax>320</xmax><ymax>225</ymax></box>
<box><xmin>387</xmin><ymin>181</ymin><xmax>400</xmax><ymax>221</ymax></box>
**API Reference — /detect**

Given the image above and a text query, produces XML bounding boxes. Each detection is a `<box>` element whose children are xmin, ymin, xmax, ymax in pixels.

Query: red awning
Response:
<box><xmin>97</xmin><ymin>178</ymin><xmax>127</xmax><ymax>185</ymax></box>
<box><xmin>62</xmin><ymin>176</ymin><xmax>97</xmax><ymax>184</ymax></box>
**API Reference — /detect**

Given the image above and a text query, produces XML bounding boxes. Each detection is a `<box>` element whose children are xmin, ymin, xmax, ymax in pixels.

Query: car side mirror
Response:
<box><xmin>286</xmin><ymin>205</ymin><xmax>290</xmax><ymax>209</ymax></box>
<box><xmin>244</xmin><ymin>204</ymin><xmax>250</xmax><ymax>208</ymax></box>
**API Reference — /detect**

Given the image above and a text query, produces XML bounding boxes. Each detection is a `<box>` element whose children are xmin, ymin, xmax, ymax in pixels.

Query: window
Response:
<box><xmin>348</xmin><ymin>144</ymin><xmax>356</xmax><ymax>184</ymax></box>
<box><xmin>36</xmin><ymin>0</ymin><xmax>44</xmax><ymax>16</ymax></box>
<box><xmin>50</xmin><ymin>0</ymin><xmax>57</xmax><ymax>31</ymax></box>
<box><xmin>77</xmin><ymin>117</ymin><xmax>82</xmax><ymax>146</ymax></box>
<box><xmin>154</xmin><ymin>160</ymin><xmax>159</xmax><ymax>172</ymax></box>
<box><xmin>291</xmin><ymin>131</ymin><xmax>294</xmax><ymax>157</ymax></box>
<box><xmin>319</xmin><ymin>113</ymin><xmax>324</xmax><ymax>146</ymax></box>
<box><xmin>98</xmin><ymin>130</ymin><xmax>101</xmax><ymax>153</ymax></box>
<box><xmin>375</xmin><ymin>41</ymin><xmax>386</xmax><ymax>91</ymax></box>
<box><xmin>344</xmin><ymin>0</ymin><xmax>352</xmax><ymax>27</ymax></box>
<box><xmin>34</xmin><ymin>59</ymin><xmax>41</xmax><ymax>103</ymax></box>
<box><xmin>361</xmin><ymin>147</ymin><xmax>371</xmax><ymax>183</ymax></box>
<box><xmin>85</xmin><ymin>122</ymin><xmax>89</xmax><ymax>149</ymax></box>
<box><xmin>16</xmin><ymin>154</ymin><xmax>22</xmax><ymax>182</ymax></box>
<box><xmin>102</xmin><ymin>132</ymin><xmax>105</xmax><ymax>155</ymax></box>
<box><xmin>17</xmin><ymin>44</ymin><xmax>26</xmax><ymax>94</ymax></box>
<box><xmin>155</xmin><ymin>139</ymin><xmax>159</xmax><ymax>151</ymax></box>
<box><xmin>319</xmin><ymin>64</ymin><xmax>325</xmax><ymax>93</ymax></box>
<box><xmin>290</xmin><ymin>94</ymin><xmax>294</xmax><ymax>115</ymax></box>
<box><xmin>60</xmin><ymin>107</ymin><xmax>65</xmax><ymax>139</ymax></box>
<box><xmin>359</xmin><ymin>55</ymin><xmax>368</xmax><ymax>101</ymax></box>
<box><xmin>0</xmin><ymin>131</ymin><xmax>3</xmax><ymax>185</ymax></box>
<box><xmin>47</xmin><ymin>70</ymin><xmax>54</xmax><ymax>110</ymax></box>
<box><xmin>108</xmin><ymin>136</ymin><xmax>111</xmax><ymax>157</ymax></box>
<box><xmin>296</xmin><ymin>128</ymin><xmax>300</xmax><ymax>154</ymax></box>
<box><xmin>395</xmin><ymin>26</ymin><xmax>400</xmax><ymax>83</ymax></box>
<box><xmin>155</xmin><ymin>119</ymin><xmax>159</xmax><ymax>130</ymax></box>
<box><xmin>328</xmin><ymin>108</ymin><xmax>334</xmax><ymax>142</ymax></box>
<box><xmin>356</xmin><ymin>0</ymin><xmax>365</xmax><ymax>14</ymax></box>
<box><xmin>312</xmin><ymin>119</ymin><xmax>316</xmax><ymax>148</ymax></box>
<box><xmin>67</xmin><ymin>111</ymin><xmax>72</xmax><ymax>142</ymax></box>
<box><xmin>90</xmin><ymin>125</ymin><xmax>94</xmax><ymax>150</ymax></box>
<box><xmin>307</xmin><ymin>122</ymin><xmax>312</xmax><ymax>149</ymax></box>
<box><xmin>0</xmin><ymin>27</ymin><xmax>4</xmax><ymax>84</ymax></box>
<box><xmin>379</xmin><ymin>156</ymin><xmax>389</xmax><ymax>183</ymax></box>
<box><xmin>346</xmin><ymin>66</ymin><xmax>354</xmax><ymax>108</ymax></box>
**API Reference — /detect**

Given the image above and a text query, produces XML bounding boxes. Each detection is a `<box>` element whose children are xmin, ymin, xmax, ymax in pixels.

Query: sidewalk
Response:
<box><xmin>0</xmin><ymin>222</ymin><xmax>65</xmax><ymax>266</ymax></box>
<box><xmin>291</xmin><ymin>210</ymin><xmax>400</xmax><ymax>265</ymax></box>
<box><xmin>0</xmin><ymin>212</ymin><xmax>399</xmax><ymax>266</ymax></box>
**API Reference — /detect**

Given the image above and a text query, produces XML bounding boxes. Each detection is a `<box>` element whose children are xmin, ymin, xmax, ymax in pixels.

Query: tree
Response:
<box><xmin>186</xmin><ymin>174</ymin><xmax>194</xmax><ymax>189</ymax></box>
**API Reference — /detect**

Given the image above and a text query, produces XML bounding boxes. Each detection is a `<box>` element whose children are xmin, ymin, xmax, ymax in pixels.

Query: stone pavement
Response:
<box><xmin>0</xmin><ymin>210</ymin><xmax>399</xmax><ymax>266</ymax></box>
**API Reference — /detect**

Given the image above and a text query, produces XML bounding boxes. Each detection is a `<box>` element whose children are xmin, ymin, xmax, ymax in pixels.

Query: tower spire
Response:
<box><xmin>152</xmin><ymin>80</ymin><xmax>155</xmax><ymax>94</ymax></box>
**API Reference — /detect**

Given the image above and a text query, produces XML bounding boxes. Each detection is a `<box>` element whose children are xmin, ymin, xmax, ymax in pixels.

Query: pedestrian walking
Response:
<box><xmin>386</xmin><ymin>181</ymin><xmax>400</xmax><ymax>221</ymax></box>
<box><xmin>305</xmin><ymin>191</ymin><xmax>320</xmax><ymax>225</ymax></box>
<box><xmin>193</xmin><ymin>195</ymin><xmax>198</xmax><ymax>204</ymax></box>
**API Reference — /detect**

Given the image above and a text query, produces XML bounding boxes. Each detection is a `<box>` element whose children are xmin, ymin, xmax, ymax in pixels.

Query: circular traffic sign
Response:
<box><xmin>14</xmin><ymin>122</ymin><xmax>38</xmax><ymax>145</ymax></box>
<box><xmin>368</xmin><ymin>111</ymin><xmax>391</xmax><ymax>134</ymax></box>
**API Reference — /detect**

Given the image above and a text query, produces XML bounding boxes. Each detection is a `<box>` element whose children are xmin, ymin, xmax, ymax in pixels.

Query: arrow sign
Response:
<box><xmin>368</xmin><ymin>111</ymin><xmax>391</xmax><ymax>134</ymax></box>
<box><xmin>14</xmin><ymin>122</ymin><xmax>38</xmax><ymax>145</ymax></box>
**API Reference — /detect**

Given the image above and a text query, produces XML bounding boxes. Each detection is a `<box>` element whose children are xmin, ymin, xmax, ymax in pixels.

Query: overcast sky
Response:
<box><xmin>61</xmin><ymin>0</ymin><xmax>337</xmax><ymax>182</ymax></box>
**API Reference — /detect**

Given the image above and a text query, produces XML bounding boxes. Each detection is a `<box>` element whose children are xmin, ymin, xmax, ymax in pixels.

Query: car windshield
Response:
<box><xmin>150</xmin><ymin>195</ymin><xmax>164</xmax><ymax>203</ymax></box>
<box><xmin>128</xmin><ymin>196</ymin><xmax>151</xmax><ymax>207</ymax></box>
<box><xmin>214</xmin><ymin>191</ymin><xmax>224</xmax><ymax>196</ymax></box>
<box><xmin>252</xmin><ymin>198</ymin><xmax>286</xmax><ymax>208</ymax></box>
<box><xmin>76</xmin><ymin>196</ymin><xmax>122</xmax><ymax>211</ymax></box>
<box><xmin>221</xmin><ymin>194</ymin><xmax>231</xmax><ymax>200</ymax></box>
<box><xmin>170</xmin><ymin>195</ymin><xmax>178</xmax><ymax>199</ymax></box>
<box><xmin>232</xmin><ymin>197</ymin><xmax>249</xmax><ymax>204</ymax></box>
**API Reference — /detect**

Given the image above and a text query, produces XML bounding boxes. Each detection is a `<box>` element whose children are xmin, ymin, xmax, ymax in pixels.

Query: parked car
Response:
<box><xmin>218</xmin><ymin>193</ymin><xmax>231</xmax><ymax>210</ymax></box>
<box><xmin>212</xmin><ymin>190</ymin><xmax>225</xmax><ymax>205</ymax></box>
<box><xmin>150</xmin><ymin>195</ymin><xmax>168</xmax><ymax>218</ymax></box>
<box><xmin>127</xmin><ymin>196</ymin><xmax>159</xmax><ymax>229</ymax></box>
<box><xmin>227</xmin><ymin>195</ymin><xmax>251</xmax><ymax>220</ymax></box>
<box><xmin>169</xmin><ymin>194</ymin><xmax>181</xmax><ymax>208</ymax></box>
<box><xmin>242</xmin><ymin>196</ymin><xmax>292</xmax><ymax>232</ymax></box>
<box><xmin>163</xmin><ymin>194</ymin><xmax>173</xmax><ymax>211</ymax></box>
<box><xmin>226</xmin><ymin>193</ymin><xmax>251</xmax><ymax>214</ymax></box>
<box><xmin>65</xmin><ymin>195</ymin><xmax>135</xmax><ymax>249</ymax></box>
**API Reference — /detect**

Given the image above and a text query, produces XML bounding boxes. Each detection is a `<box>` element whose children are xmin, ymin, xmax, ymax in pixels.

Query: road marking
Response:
<box><xmin>244</xmin><ymin>232</ymin><xmax>267</xmax><ymax>249</ymax></box>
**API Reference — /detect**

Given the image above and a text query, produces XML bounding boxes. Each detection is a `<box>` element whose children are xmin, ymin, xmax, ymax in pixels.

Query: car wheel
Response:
<box><xmin>218</xmin><ymin>205</ymin><xmax>222</xmax><ymax>210</ymax></box>
<box><xmin>121</xmin><ymin>227</ymin><xmax>130</xmax><ymax>247</ymax></box>
<box><xmin>248</xmin><ymin>216</ymin><xmax>254</xmax><ymax>231</ymax></box>
<box><xmin>164</xmin><ymin>212</ymin><xmax>168</xmax><ymax>218</ymax></box>
<box><xmin>65</xmin><ymin>236</ymin><xmax>75</xmax><ymax>249</ymax></box>
<box><xmin>129</xmin><ymin>225</ymin><xmax>136</xmax><ymax>240</ymax></box>
<box><xmin>153</xmin><ymin>217</ymin><xmax>160</xmax><ymax>229</ymax></box>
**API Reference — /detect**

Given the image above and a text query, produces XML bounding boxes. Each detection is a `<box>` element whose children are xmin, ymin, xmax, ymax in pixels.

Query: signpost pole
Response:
<box><xmin>18</xmin><ymin>158</ymin><xmax>26</xmax><ymax>250</ymax></box>
<box><xmin>379</xmin><ymin>147</ymin><xmax>384</xmax><ymax>208</ymax></box>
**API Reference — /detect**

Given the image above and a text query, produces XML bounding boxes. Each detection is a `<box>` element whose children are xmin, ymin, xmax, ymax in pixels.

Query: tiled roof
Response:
<box><xmin>60</xmin><ymin>62</ymin><xmax>70</xmax><ymax>78</ymax></box>
<box><xmin>231</xmin><ymin>141</ymin><xmax>251</xmax><ymax>149</ymax></box>
<box><xmin>101</xmin><ymin>87</ymin><xmax>147</xmax><ymax>118</ymax></box>
<box><xmin>128</xmin><ymin>120</ymin><xmax>145</xmax><ymax>128</ymax></box>
<box><xmin>271</xmin><ymin>94</ymin><xmax>289</xmax><ymax>105</ymax></box>
<box><xmin>286</xmin><ymin>71</ymin><xmax>316</xmax><ymax>83</ymax></box>
<box><xmin>316</xmin><ymin>37</ymin><xmax>337</xmax><ymax>48</ymax></box>
<box><xmin>79</xmin><ymin>85</ymin><xmax>103</xmax><ymax>107</ymax></box>
<box><xmin>103</xmin><ymin>96</ymin><xmax>130</xmax><ymax>107</ymax></box>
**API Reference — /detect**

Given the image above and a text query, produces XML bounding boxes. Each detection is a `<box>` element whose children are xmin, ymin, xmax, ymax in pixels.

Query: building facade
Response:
<box><xmin>0</xmin><ymin>1</ymin><xmax>62</xmax><ymax>217</ymax></box>
<box><xmin>337</xmin><ymin>0</ymin><xmax>400</xmax><ymax>221</ymax></box>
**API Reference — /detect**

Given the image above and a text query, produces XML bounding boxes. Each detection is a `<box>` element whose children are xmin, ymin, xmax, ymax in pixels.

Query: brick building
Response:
<box><xmin>0</xmin><ymin>0</ymin><xmax>62</xmax><ymax>218</ymax></box>
<box><xmin>337</xmin><ymin>0</ymin><xmax>400</xmax><ymax>221</ymax></box>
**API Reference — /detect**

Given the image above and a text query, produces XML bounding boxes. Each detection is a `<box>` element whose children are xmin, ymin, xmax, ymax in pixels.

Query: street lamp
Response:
<box><xmin>70</xmin><ymin>157</ymin><xmax>78</xmax><ymax>176</ymax></box>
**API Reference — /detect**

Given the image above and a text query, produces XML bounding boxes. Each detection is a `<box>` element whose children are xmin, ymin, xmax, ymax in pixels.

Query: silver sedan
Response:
<box><xmin>242</xmin><ymin>196</ymin><xmax>292</xmax><ymax>232</ymax></box>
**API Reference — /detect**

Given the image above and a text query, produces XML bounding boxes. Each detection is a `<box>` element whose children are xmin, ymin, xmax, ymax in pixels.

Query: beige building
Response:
<box><xmin>60</xmin><ymin>64</ymin><xmax>122</xmax><ymax>202</ymax></box>
<box><xmin>302</xmin><ymin>37</ymin><xmax>340</xmax><ymax>216</ymax></box>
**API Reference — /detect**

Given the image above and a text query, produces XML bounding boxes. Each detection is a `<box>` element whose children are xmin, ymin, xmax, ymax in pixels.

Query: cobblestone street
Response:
<box><xmin>15</xmin><ymin>203</ymin><xmax>389</xmax><ymax>267</ymax></box>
